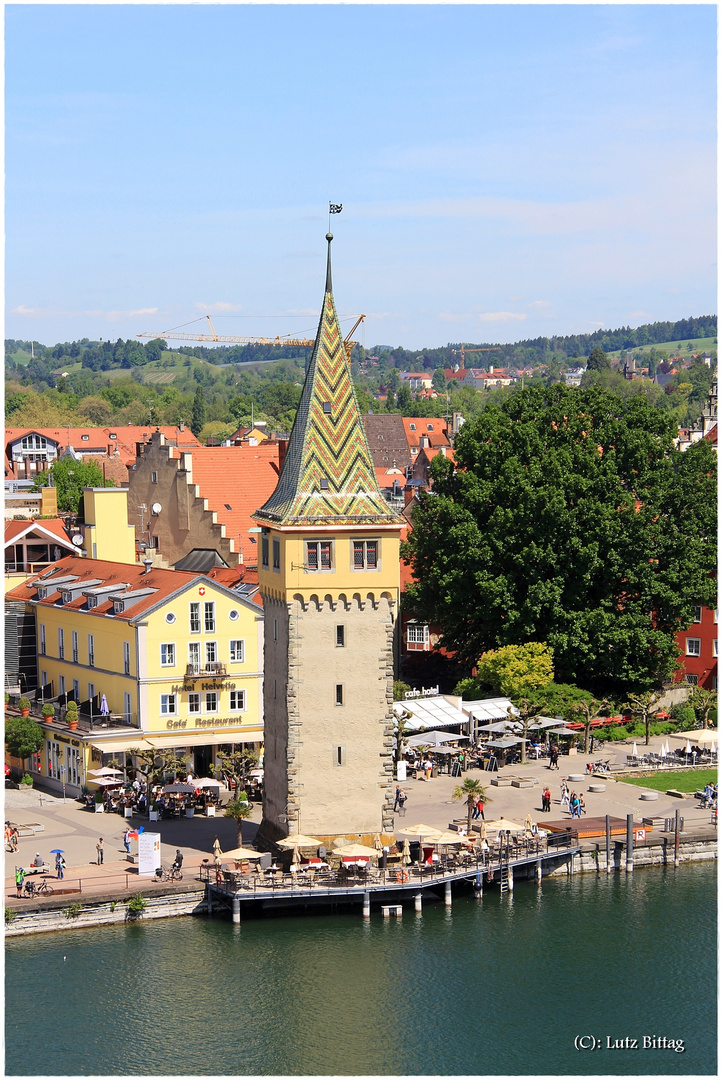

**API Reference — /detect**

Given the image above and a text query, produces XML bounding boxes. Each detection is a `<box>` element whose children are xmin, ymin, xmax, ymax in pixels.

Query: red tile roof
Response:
<box><xmin>401</xmin><ymin>417</ymin><xmax>451</xmax><ymax>450</ymax></box>
<box><xmin>185</xmin><ymin>444</ymin><xmax>283</xmax><ymax>564</ymax></box>
<box><xmin>4</xmin><ymin>518</ymin><xmax>75</xmax><ymax>545</ymax></box>
<box><xmin>5</xmin><ymin>553</ymin><xmax>258</xmax><ymax>621</ymax></box>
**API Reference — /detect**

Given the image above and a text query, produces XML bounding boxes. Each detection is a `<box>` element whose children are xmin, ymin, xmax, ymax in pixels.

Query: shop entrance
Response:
<box><xmin>194</xmin><ymin>744</ymin><xmax>213</xmax><ymax>778</ymax></box>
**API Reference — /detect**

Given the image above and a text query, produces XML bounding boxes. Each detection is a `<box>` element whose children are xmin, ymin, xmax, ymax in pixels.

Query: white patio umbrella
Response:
<box><xmin>193</xmin><ymin>777</ymin><xmax>221</xmax><ymax>789</ymax></box>
<box><xmin>331</xmin><ymin>843</ymin><xmax>378</xmax><ymax>858</ymax></box>
<box><xmin>99</xmin><ymin>694</ymin><xmax>110</xmax><ymax>716</ymax></box>
<box><xmin>88</xmin><ymin>767</ymin><xmax>124</xmax><ymax>777</ymax></box>
<box><xmin>277</xmin><ymin>833</ymin><xmax>322</xmax><ymax>849</ymax></box>
<box><xmin>163</xmin><ymin>783</ymin><xmax>196</xmax><ymax>794</ymax></box>
<box><xmin>632</xmin><ymin>743</ymin><xmax>639</xmax><ymax>757</ymax></box>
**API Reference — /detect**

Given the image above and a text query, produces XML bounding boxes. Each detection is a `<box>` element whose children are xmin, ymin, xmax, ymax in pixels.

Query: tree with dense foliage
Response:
<box><xmin>477</xmin><ymin>643</ymin><xmax>554</xmax><ymax>698</ymax></box>
<box><xmin>522</xmin><ymin>681</ymin><xmax>595</xmax><ymax>722</ymax></box>
<box><xmin>5</xmin><ymin>715</ymin><xmax>45</xmax><ymax>760</ymax></box>
<box><xmin>586</xmin><ymin>346</ymin><xmax>611</xmax><ymax>372</ymax></box>
<box><xmin>432</xmin><ymin>367</ymin><xmax>447</xmax><ymax>392</ymax></box>
<box><xmin>686</xmin><ymin>687</ymin><xmax>717</xmax><ymax>728</ymax></box>
<box><xmin>570</xmin><ymin>696</ymin><xmax>610</xmax><ymax>753</ymax></box>
<box><xmin>31</xmin><ymin>458</ymin><xmax>114</xmax><ymax>513</ymax></box>
<box><xmin>403</xmin><ymin>385</ymin><xmax>717</xmax><ymax>698</ymax></box>
<box><xmin>215</xmin><ymin>747</ymin><xmax>258</xmax><ymax>793</ymax></box>
<box><xmin>191</xmin><ymin>385</ymin><xmax>207</xmax><ymax>436</ymax></box>
<box><xmin>224</xmin><ymin>798</ymin><xmax>253</xmax><ymax>845</ymax></box>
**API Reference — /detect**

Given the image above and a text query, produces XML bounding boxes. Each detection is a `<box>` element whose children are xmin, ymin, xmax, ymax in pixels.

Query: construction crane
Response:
<box><xmin>452</xmin><ymin>345</ymin><xmax>498</xmax><ymax>367</ymax></box>
<box><xmin>137</xmin><ymin>314</ymin><xmax>365</xmax><ymax>362</ymax></box>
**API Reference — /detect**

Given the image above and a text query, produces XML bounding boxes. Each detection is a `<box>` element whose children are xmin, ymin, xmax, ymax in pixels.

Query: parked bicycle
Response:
<box><xmin>24</xmin><ymin>878</ymin><xmax>54</xmax><ymax>897</ymax></box>
<box><xmin>155</xmin><ymin>864</ymin><xmax>183</xmax><ymax>882</ymax></box>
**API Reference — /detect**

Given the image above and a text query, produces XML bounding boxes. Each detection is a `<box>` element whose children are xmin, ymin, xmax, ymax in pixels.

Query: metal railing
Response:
<box><xmin>185</xmin><ymin>662</ymin><xmax>227</xmax><ymax>677</ymax></box>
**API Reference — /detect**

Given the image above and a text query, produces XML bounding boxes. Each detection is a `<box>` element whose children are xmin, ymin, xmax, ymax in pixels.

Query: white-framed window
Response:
<box><xmin>58</xmin><ymin>675</ymin><xmax>65</xmax><ymax>696</ymax></box>
<box><xmin>57</xmin><ymin>627</ymin><xmax>64</xmax><ymax>659</ymax></box>
<box><xmin>229</xmin><ymin>690</ymin><xmax>246</xmax><ymax>712</ymax></box>
<box><xmin>335</xmin><ymin>684</ymin><xmax>344</xmax><ymax>706</ymax></box>
<box><xmin>206</xmin><ymin>641</ymin><xmax>218</xmax><ymax>665</ymax></box>
<box><xmin>123</xmin><ymin>692</ymin><xmax>132</xmax><ymax>724</ymax></box>
<box><xmin>409</xmin><ymin>423</ymin><xmax>416</xmax><ymax>431</ymax></box>
<box><xmin>21</xmin><ymin>434</ymin><xmax>47</xmax><ymax>452</ymax></box>
<box><xmin>48</xmin><ymin>739</ymin><xmax>62</xmax><ymax>779</ymax></box>
<box><xmin>261</xmin><ymin>535</ymin><xmax>269</xmax><ymax>570</ymax></box>
<box><xmin>66</xmin><ymin>746</ymin><xmax>81</xmax><ymax>787</ymax></box>
<box><xmin>306</xmin><ymin>540</ymin><xmax>332</xmax><ymax>571</ymax></box>
<box><xmin>188</xmin><ymin>642</ymin><xmax>201</xmax><ymax>672</ymax></box>
<box><xmin>685</xmin><ymin>674</ymin><xmax>699</xmax><ymax>685</ymax></box>
<box><xmin>229</xmin><ymin>640</ymin><xmax>245</xmax><ymax>663</ymax></box>
<box><xmin>86</xmin><ymin>595</ymin><xmax>98</xmax><ymax>610</ymax></box>
<box><xmin>204</xmin><ymin>602</ymin><xmax>215</xmax><ymax>632</ymax></box>
<box><xmin>72</xmin><ymin>630</ymin><xmax>79</xmax><ymax>663</ymax></box>
<box><xmin>160</xmin><ymin>643</ymin><xmax>176</xmax><ymax>667</ymax></box>
<box><xmin>189</xmin><ymin>602</ymin><xmax>201</xmax><ymax>634</ymax></box>
<box><xmin>686</xmin><ymin>638</ymin><xmax>701</xmax><ymax>656</ymax></box>
<box><xmin>692</xmin><ymin>606</ymin><xmax>703</xmax><ymax>623</ymax></box>
<box><xmin>272</xmin><ymin>538</ymin><xmax>281</xmax><ymax>571</ymax></box>
<box><xmin>353</xmin><ymin>540</ymin><xmax>378</xmax><ymax>570</ymax></box>
<box><xmin>87</xmin><ymin>634</ymin><xmax>95</xmax><ymax>667</ymax></box>
<box><xmin>39</xmin><ymin>624</ymin><xmax>46</xmax><ymax>655</ymax></box>
<box><xmin>407</xmin><ymin>624</ymin><xmax>430</xmax><ymax>645</ymax></box>
<box><xmin>188</xmin><ymin>693</ymin><xmax>201</xmax><ymax>714</ymax></box>
<box><xmin>714</xmin><ymin>639</ymin><xmax>718</xmax><ymax>658</ymax></box>
<box><xmin>160</xmin><ymin>694</ymin><xmax>177</xmax><ymax>715</ymax></box>
<box><xmin>336</xmin><ymin>625</ymin><xmax>345</xmax><ymax>647</ymax></box>
<box><xmin>205</xmin><ymin>691</ymin><xmax>218</xmax><ymax>713</ymax></box>
<box><xmin>123</xmin><ymin>641</ymin><xmax>131</xmax><ymax>675</ymax></box>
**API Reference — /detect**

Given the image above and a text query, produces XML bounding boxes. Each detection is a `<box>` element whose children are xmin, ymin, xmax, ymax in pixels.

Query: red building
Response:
<box><xmin>674</xmin><ymin>605</ymin><xmax>718</xmax><ymax>689</ymax></box>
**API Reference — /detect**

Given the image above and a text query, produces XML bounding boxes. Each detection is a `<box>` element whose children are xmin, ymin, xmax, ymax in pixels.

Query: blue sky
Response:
<box><xmin>5</xmin><ymin>4</ymin><xmax>717</xmax><ymax>351</ymax></box>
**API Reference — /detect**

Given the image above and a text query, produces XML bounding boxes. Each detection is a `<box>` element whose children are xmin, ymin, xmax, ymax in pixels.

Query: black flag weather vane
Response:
<box><xmin>328</xmin><ymin>202</ymin><xmax>342</xmax><ymax>229</ymax></box>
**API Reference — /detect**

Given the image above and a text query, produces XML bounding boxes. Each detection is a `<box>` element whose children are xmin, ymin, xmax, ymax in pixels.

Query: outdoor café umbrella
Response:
<box><xmin>632</xmin><ymin>743</ymin><xmax>639</xmax><ymax>757</ymax></box>
<box><xmin>100</xmin><ymin>694</ymin><xmax>110</xmax><ymax>716</ymax></box>
<box><xmin>277</xmin><ymin>833</ymin><xmax>322</xmax><ymax>850</ymax></box>
<box><xmin>669</xmin><ymin>728</ymin><xmax>719</xmax><ymax>747</ymax></box>
<box><xmin>373</xmin><ymin>833</ymin><xmax>383</xmax><ymax>853</ymax></box>
<box><xmin>212</xmin><ymin>838</ymin><xmax>223</xmax><ymax>866</ymax></box>
<box><xmin>331</xmin><ymin>843</ymin><xmax>378</xmax><ymax>859</ymax></box>
<box><xmin>406</xmin><ymin>731</ymin><xmax>463</xmax><ymax>748</ymax></box>
<box><xmin>524</xmin><ymin>814</ymin><xmax>535</xmax><ymax>835</ymax></box>
<box><xmin>88</xmin><ymin>767</ymin><xmax>123</xmax><ymax>778</ymax></box>
<box><xmin>428</xmin><ymin>830</ymin><xmax>466</xmax><ymax>846</ymax></box>
<box><xmin>222</xmin><ymin>846</ymin><xmax>264</xmax><ymax>862</ymax></box>
<box><xmin>401</xmin><ymin>839</ymin><xmax>411</xmax><ymax>865</ymax></box>
<box><xmin>163</xmin><ymin>783</ymin><xmax>196</xmax><ymax>794</ymax></box>
<box><xmin>193</xmin><ymin>777</ymin><xmax>221</xmax><ymax>789</ymax></box>
<box><xmin>483</xmin><ymin>818</ymin><xmax>525</xmax><ymax>833</ymax></box>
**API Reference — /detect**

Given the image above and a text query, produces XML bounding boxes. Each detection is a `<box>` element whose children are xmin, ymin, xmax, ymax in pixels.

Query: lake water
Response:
<box><xmin>5</xmin><ymin>862</ymin><xmax>717</xmax><ymax>1076</ymax></box>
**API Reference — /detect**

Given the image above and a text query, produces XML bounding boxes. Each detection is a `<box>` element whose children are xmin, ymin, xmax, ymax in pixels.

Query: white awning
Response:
<box><xmin>393</xmin><ymin>696</ymin><xmax>468</xmax><ymax>732</ymax></box>
<box><xmin>88</xmin><ymin>737</ymin><xmax>143</xmax><ymax>754</ymax></box>
<box><xmin>461</xmin><ymin>698</ymin><xmax>517</xmax><ymax>722</ymax></box>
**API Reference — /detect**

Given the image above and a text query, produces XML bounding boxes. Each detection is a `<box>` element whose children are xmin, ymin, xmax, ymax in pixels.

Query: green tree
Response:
<box><xmin>191</xmin><ymin>385</ymin><xmax>207</xmax><ymax>436</ymax></box>
<box><xmin>452</xmin><ymin>777</ymin><xmax>491</xmax><ymax>834</ymax></box>
<box><xmin>507</xmin><ymin>699</ymin><xmax>545</xmax><ymax>764</ymax></box>
<box><xmin>129</xmin><ymin>747</ymin><xmax>189</xmax><ymax>815</ymax></box>
<box><xmin>432</xmin><ymin>367</ymin><xmax>447</xmax><ymax>393</ymax></box>
<box><xmin>402</xmin><ymin>385</ymin><xmax>717</xmax><ymax>698</ymax></box>
<box><xmin>570</xmin><ymin>696</ymin><xmax>610</xmax><ymax>753</ymax></box>
<box><xmin>396</xmin><ymin>384</ymin><xmax>413</xmax><ymax>412</ymax></box>
<box><xmin>31</xmin><ymin>458</ymin><xmax>114</xmax><ymax>514</ymax></box>
<box><xmin>5</xmin><ymin>715</ymin><xmax>45</xmax><ymax>760</ymax></box>
<box><xmin>586</xmin><ymin>346</ymin><xmax>610</xmax><ymax>372</ymax></box>
<box><xmin>477</xmin><ymin>642</ymin><xmax>554</xmax><ymax>698</ymax></box>
<box><xmin>224</xmin><ymin>798</ymin><xmax>253</xmax><ymax>846</ymax></box>
<box><xmin>686</xmin><ymin>687</ymin><xmax>717</xmax><ymax>728</ymax></box>
<box><xmin>523</xmin><ymin>681</ymin><xmax>595</xmax><ymax>723</ymax></box>
<box><xmin>215</xmin><ymin>747</ymin><xmax>259</xmax><ymax>793</ymax></box>
<box><xmin>623</xmin><ymin>691</ymin><xmax>661</xmax><ymax>747</ymax></box>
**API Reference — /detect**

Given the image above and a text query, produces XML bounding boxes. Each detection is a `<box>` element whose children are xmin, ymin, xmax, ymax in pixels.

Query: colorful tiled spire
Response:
<box><xmin>255</xmin><ymin>235</ymin><xmax>403</xmax><ymax>527</ymax></box>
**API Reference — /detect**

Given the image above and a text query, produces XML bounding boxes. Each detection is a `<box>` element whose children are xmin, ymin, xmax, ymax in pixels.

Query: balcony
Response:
<box><xmin>185</xmin><ymin>662</ymin><xmax>227</xmax><ymax>678</ymax></box>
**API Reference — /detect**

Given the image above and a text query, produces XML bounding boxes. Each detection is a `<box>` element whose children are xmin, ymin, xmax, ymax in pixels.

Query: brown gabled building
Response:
<box><xmin>361</xmin><ymin>414</ymin><xmax>413</xmax><ymax>472</ymax></box>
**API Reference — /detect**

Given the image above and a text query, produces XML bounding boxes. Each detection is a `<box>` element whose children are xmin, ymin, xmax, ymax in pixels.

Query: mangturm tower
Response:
<box><xmin>254</xmin><ymin>234</ymin><xmax>404</xmax><ymax>843</ymax></box>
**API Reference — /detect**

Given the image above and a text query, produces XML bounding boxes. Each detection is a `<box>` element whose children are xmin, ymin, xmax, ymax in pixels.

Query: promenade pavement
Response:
<box><xmin>4</xmin><ymin>732</ymin><xmax>715</xmax><ymax>907</ymax></box>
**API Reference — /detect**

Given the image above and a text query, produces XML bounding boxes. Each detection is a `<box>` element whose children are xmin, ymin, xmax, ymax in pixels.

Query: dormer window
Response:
<box><xmin>113</xmin><ymin>600</ymin><xmax>125</xmax><ymax>615</ymax></box>
<box><xmin>427</xmin><ymin>424</ymin><xmax>434</xmax><ymax>431</ymax></box>
<box><xmin>81</xmin><ymin>434</ymin><xmax>89</xmax><ymax>441</ymax></box>
<box><xmin>36</xmin><ymin>586</ymin><xmax>47</xmax><ymax>600</ymax></box>
<box><xmin>109</xmin><ymin>433</ymin><xmax>117</xmax><ymax>439</ymax></box>
<box><xmin>87</xmin><ymin>595</ymin><xmax>98</xmax><ymax>609</ymax></box>
<box><xmin>409</xmin><ymin>423</ymin><xmax>416</xmax><ymax>431</ymax></box>
<box><xmin>61</xmin><ymin>591</ymin><xmax>72</xmax><ymax>605</ymax></box>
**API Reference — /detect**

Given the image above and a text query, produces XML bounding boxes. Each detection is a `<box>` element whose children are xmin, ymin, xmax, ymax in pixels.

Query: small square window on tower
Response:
<box><xmin>335</xmin><ymin>684</ymin><xmax>344</xmax><ymax>706</ymax></box>
<box><xmin>320</xmin><ymin>477</ymin><xmax>329</xmax><ymax>490</ymax></box>
<box><xmin>336</xmin><ymin>625</ymin><xmax>345</xmax><ymax>647</ymax></box>
<box><xmin>323</xmin><ymin>402</ymin><xmax>332</xmax><ymax>414</ymax></box>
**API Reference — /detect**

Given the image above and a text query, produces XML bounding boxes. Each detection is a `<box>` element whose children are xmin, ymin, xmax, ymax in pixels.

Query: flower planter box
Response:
<box><xmin>185</xmin><ymin>808</ymin><xmax>194</xmax><ymax>818</ymax></box>
<box><xmin>206</xmin><ymin>805</ymin><xmax>216</xmax><ymax>817</ymax></box>
<box><xmin>149</xmin><ymin>810</ymin><xmax>159</xmax><ymax>821</ymax></box>
<box><xmin>124</xmin><ymin>807</ymin><xmax>133</xmax><ymax>818</ymax></box>
<box><xmin>94</xmin><ymin>803</ymin><xmax>105</xmax><ymax>813</ymax></box>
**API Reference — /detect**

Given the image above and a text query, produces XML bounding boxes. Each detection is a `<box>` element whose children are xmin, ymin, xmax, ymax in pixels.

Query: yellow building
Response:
<box><xmin>5</xmin><ymin>554</ymin><xmax>263</xmax><ymax>796</ymax></box>
<box><xmin>255</xmin><ymin>234</ymin><xmax>404</xmax><ymax>843</ymax></box>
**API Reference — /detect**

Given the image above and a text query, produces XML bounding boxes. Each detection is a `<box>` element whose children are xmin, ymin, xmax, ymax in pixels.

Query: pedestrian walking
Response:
<box><xmin>123</xmin><ymin>828</ymin><xmax>132</xmax><ymax>853</ymax></box>
<box><xmin>560</xmin><ymin>782</ymin><xmax>570</xmax><ymax>812</ymax></box>
<box><xmin>96</xmin><ymin>837</ymin><xmax>104</xmax><ymax>864</ymax></box>
<box><xmin>55</xmin><ymin>852</ymin><xmax>65</xmax><ymax>879</ymax></box>
<box><xmin>578</xmin><ymin>794</ymin><xmax>586</xmax><ymax>816</ymax></box>
<box><xmin>542</xmin><ymin>786</ymin><xmax>551</xmax><ymax>812</ymax></box>
<box><xmin>393</xmin><ymin>785</ymin><xmax>402</xmax><ymax>812</ymax></box>
<box><xmin>549</xmin><ymin>745</ymin><xmax>559</xmax><ymax>770</ymax></box>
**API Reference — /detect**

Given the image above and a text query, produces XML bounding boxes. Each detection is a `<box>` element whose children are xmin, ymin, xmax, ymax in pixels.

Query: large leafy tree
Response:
<box><xmin>5</xmin><ymin>716</ymin><xmax>45</xmax><ymax>760</ymax></box>
<box><xmin>32</xmin><ymin>458</ymin><xmax>114</xmax><ymax>513</ymax></box>
<box><xmin>403</xmin><ymin>385</ymin><xmax>716</xmax><ymax>698</ymax></box>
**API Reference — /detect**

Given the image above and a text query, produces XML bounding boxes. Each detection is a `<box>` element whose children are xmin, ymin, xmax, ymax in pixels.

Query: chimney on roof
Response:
<box><xmin>143</xmin><ymin>558</ymin><xmax>153</xmax><ymax>575</ymax></box>
<box><xmin>420</xmin><ymin>435</ymin><xmax>430</xmax><ymax>449</ymax></box>
<box><xmin>489</xmin><ymin>365</ymin><xmax>494</xmax><ymax>374</ymax></box>
<box><xmin>179</xmin><ymin>420</ymin><xmax>185</xmax><ymax>432</ymax></box>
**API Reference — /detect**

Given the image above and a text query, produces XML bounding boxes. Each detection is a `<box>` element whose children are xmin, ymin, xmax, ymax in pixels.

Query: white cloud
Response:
<box><xmin>528</xmin><ymin>300</ymin><xmax>551</xmax><ymax>310</ymax></box>
<box><xmin>194</xmin><ymin>301</ymin><xmax>243</xmax><ymax>313</ymax></box>
<box><xmin>10</xmin><ymin>304</ymin><xmax>158</xmax><ymax>321</ymax></box>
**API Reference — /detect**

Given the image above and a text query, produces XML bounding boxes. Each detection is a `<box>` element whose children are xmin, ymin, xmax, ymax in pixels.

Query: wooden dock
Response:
<box><xmin>544</xmin><ymin>816</ymin><xmax>629</xmax><ymax>839</ymax></box>
<box><xmin>201</xmin><ymin>840</ymin><xmax>581</xmax><ymax>923</ymax></box>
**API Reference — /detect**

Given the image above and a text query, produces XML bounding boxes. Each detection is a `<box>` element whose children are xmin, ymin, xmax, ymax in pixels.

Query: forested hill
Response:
<box><xmin>5</xmin><ymin>314</ymin><xmax>716</xmax><ymax>375</ymax></box>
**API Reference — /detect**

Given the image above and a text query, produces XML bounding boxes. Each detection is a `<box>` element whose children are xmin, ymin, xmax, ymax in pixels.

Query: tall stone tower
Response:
<box><xmin>255</xmin><ymin>234</ymin><xmax>404</xmax><ymax>843</ymax></box>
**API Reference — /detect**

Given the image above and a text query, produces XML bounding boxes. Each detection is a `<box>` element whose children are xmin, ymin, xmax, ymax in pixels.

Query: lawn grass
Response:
<box><xmin>607</xmin><ymin>335</ymin><xmax>717</xmax><ymax>360</ymax></box>
<box><xmin>620</xmin><ymin>768</ymin><xmax>717</xmax><ymax>793</ymax></box>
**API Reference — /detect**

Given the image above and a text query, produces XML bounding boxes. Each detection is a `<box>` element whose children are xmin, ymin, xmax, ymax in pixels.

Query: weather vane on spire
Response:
<box><xmin>328</xmin><ymin>202</ymin><xmax>343</xmax><ymax>230</ymax></box>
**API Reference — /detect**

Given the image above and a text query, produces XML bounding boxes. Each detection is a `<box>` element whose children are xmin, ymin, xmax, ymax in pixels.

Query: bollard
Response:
<box><xmin>444</xmin><ymin>881</ymin><xmax>452</xmax><ymax>907</ymax></box>
<box><xmin>626</xmin><ymin>814</ymin><xmax>634</xmax><ymax>873</ymax></box>
<box><xmin>232</xmin><ymin>898</ymin><xmax>241</xmax><ymax>925</ymax></box>
<box><xmin>605</xmin><ymin>814</ymin><xmax>611</xmax><ymax>873</ymax></box>
<box><xmin>363</xmin><ymin>893</ymin><xmax>370</xmax><ymax>919</ymax></box>
<box><xmin>414</xmin><ymin>892</ymin><xmax>422</xmax><ymax>914</ymax></box>
<box><xmin>674</xmin><ymin>809</ymin><xmax>680</xmax><ymax>867</ymax></box>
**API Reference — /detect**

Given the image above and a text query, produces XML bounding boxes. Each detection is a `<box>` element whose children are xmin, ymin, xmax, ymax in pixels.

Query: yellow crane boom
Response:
<box><xmin>137</xmin><ymin>314</ymin><xmax>365</xmax><ymax>360</ymax></box>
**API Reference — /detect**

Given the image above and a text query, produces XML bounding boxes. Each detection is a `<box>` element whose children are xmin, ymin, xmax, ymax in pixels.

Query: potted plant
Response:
<box><xmin>94</xmin><ymin>790</ymin><xmax>105</xmax><ymax>813</ymax></box>
<box><xmin>18</xmin><ymin>697</ymin><xmax>31</xmax><ymax>718</ymax></box>
<box><xmin>41</xmin><ymin>703</ymin><xmax>55</xmax><ymax>724</ymax></box>
<box><xmin>149</xmin><ymin>800</ymin><xmax>159</xmax><ymax>822</ymax></box>
<box><xmin>20</xmin><ymin>773</ymin><xmax>33</xmax><ymax>787</ymax></box>
<box><xmin>65</xmin><ymin>701</ymin><xmax>79</xmax><ymax>730</ymax></box>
